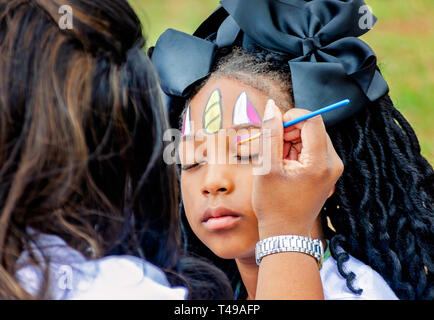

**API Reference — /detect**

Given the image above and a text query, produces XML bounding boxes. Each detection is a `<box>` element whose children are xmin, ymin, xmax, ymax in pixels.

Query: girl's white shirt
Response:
<box><xmin>320</xmin><ymin>251</ymin><xmax>398</xmax><ymax>300</ymax></box>
<box><xmin>15</xmin><ymin>229</ymin><xmax>187</xmax><ymax>300</ymax></box>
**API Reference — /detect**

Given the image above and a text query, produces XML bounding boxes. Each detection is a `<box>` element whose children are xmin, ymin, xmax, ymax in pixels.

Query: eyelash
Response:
<box><xmin>181</xmin><ymin>161</ymin><xmax>205</xmax><ymax>171</ymax></box>
<box><xmin>182</xmin><ymin>163</ymin><xmax>200</xmax><ymax>171</ymax></box>
<box><xmin>181</xmin><ymin>155</ymin><xmax>259</xmax><ymax>171</ymax></box>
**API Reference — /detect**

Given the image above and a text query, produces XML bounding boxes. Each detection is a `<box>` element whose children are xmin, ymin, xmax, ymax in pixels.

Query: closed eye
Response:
<box><xmin>181</xmin><ymin>161</ymin><xmax>205</xmax><ymax>171</ymax></box>
<box><xmin>182</xmin><ymin>163</ymin><xmax>199</xmax><ymax>171</ymax></box>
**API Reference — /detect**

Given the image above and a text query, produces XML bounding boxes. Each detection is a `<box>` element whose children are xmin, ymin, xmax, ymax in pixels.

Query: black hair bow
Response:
<box><xmin>151</xmin><ymin>0</ymin><xmax>389</xmax><ymax>127</ymax></box>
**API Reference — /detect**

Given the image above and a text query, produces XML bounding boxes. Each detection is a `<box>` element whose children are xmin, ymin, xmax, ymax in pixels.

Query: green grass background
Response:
<box><xmin>129</xmin><ymin>0</ymin><xmax>434</xmax><ymax>165</ymax></box>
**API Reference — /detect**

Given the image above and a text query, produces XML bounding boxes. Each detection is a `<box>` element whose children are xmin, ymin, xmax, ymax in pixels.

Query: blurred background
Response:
<box><xmin>129</xmin><ymin>0</ymin><xmax>434</xmax><ymax>165</ymax></box>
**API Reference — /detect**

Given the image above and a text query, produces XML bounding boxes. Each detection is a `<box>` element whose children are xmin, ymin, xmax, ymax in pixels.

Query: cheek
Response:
<box><xmin>180</xmin><ymin>176</ymin><xmax>195</xmax><ymax>218</ymax></box>
<box><xmin>236</xmin><ymin>168</ymin><xmax>254</xmax><ymax>200</ymax></box>
<box><xmin>180</xmin><ymin>175</ymin><xmax>205</xmax><ymax>239</ymax></box>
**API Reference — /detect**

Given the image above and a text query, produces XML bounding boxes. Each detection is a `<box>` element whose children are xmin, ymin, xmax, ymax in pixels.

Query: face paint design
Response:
<box><xmin>202</xmin><ymin>88</ymin><xmax>222</xmax><ymax>134</ymax></box>
<box><xmin>233</xmin><ymin>91</ymin><xmax>261</xmax><ymax>126</ymax></box>
<box><xmin>236</xmin><ymin>132</ymin><xmax>261</xmax><ymax>144</ymax></box>
<box><xmin>182</xmin><ymin>105</ymin><xmax>192</xmax><ymax>136</ymax></box>
<box><xmin>236</xmin><ymin>133</ymin><xmax>252</xmax><ymax>144</ymax></box>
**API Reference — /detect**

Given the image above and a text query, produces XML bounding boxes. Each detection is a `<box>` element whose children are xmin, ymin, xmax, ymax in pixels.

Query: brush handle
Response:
<box><xmin>236</xmin><ymin>99</ymin><xmax>350</xmax><ymax>145</ymax></box>
<box><xmin>282</xmin><ymin>99</ymin><xmax>350</xmax><ymax>128</ymax></box>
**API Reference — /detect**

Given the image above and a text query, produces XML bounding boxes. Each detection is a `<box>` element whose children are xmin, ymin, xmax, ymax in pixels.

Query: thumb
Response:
<box><xmin>261</xmin><ymin>99</ymin><xmax>283</xmax><ymax>171</ymax></box>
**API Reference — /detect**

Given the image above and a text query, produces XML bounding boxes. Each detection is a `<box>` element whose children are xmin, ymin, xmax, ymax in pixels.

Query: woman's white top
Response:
<box><xmin>15</xmin><ymin>230</ymin><xmax>398</xmax><ymax>300</ymax></box>
<box><xmin>15</xmin><ymin>229</ymin><xmax>187</xmax><ymax>299</ymax></box>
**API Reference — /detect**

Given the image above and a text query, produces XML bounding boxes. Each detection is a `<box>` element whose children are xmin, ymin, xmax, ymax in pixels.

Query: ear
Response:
<box><xmin>327</xmin><ymin>185</ymin><xmax>336</xmax><ymax>199</ymax></box>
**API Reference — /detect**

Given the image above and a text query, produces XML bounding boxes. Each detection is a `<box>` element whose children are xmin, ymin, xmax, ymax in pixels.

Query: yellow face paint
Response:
<box><xmin>202</xmin><ymin>89</ymin><xmax>222</xmax><ymax>134</ymax></box>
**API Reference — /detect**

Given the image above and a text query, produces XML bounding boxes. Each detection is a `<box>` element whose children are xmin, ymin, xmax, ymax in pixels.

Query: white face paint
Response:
<box><xmin>232</xmin><ymin>91</ymin><xmax>262</xmax><ymax>126</ymax></box>
<box><xmin>182</xmin><ymin>105</ymin><xmax>192</xmax><ymax>136</ymax></box>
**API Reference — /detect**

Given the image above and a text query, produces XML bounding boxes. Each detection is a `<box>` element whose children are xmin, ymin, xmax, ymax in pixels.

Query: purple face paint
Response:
<box><xmin>236</xmin><ymin>133</ymin><xmax>252</xmax><ymax>143</ymax></box>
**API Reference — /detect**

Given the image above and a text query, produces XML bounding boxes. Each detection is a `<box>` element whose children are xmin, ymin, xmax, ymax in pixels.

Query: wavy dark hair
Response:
<box><xmin>178</xmin><ymin>47</ymin><xmax>434</xmax><ymax>300</ymax></box>
<box><xmin>0</xmin><ymin>0</ymin><xmax>232</xmax><ymax>299</ymax></box>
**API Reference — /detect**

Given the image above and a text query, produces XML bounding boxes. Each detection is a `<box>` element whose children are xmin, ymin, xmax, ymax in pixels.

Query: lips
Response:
<box><xmin>201</xmin><ymin>207</ymin><xmax>241</xmax><ymax>231</ymax></box>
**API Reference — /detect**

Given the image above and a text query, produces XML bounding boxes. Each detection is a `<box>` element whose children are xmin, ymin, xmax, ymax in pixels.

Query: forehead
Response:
<box><xmin>189</xmin><ymin>77</ymin><xmax>269</xmax><ymax>129</ymax></box>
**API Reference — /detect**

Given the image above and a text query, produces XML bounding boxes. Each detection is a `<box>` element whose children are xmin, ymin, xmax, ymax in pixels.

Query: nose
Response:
<box><xmin>201</xmin><ymin>165</ymin><xmax>234</xmax><ymax>196</ymax></box>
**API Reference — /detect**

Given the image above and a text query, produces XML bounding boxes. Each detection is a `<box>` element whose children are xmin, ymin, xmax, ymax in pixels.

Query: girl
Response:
<box><xmin>151</xmin><ymin>0</ymin><xmax>434</xmax><ymax>299</ymax></box>
<box><xmin>0</xmin><ymin>0</ymin><xmax>232</xmax><ymax>299</ymax></box>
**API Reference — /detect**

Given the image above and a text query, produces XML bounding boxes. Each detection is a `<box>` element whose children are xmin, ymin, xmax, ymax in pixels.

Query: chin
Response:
<box><xmin>213</xmin><ymin>250</ymin><xmax>240</xmax><ymax>260</ymax></box>
<box><xmin>195</xmin><ymin>225</ymin><xmax>259</xmax><ymax>260</ymax></box>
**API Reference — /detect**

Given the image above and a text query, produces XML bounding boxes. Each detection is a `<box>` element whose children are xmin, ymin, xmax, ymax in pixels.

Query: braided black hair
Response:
<box><xmin>325</xmin><ymin>93</ymin><xmax>434</xmax><ymax>299</ymax></box>
<box><xmin>180</xmin><ymin>47</ymin><xmax>434</xmax><ymax>300</ymax></box>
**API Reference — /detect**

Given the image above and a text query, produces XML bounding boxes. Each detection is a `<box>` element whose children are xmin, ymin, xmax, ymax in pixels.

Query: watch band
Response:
<box><xmin>255</xmin><ymin>235</ymin><xmax>324</xmax><ymax>267</ymax></box>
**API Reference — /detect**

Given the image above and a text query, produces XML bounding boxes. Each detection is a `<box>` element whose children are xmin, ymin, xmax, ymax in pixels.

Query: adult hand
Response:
<box><xmin>252</xmin><ymin>99</ymin><xmax>344</xmax><ymax>239</ymax></box>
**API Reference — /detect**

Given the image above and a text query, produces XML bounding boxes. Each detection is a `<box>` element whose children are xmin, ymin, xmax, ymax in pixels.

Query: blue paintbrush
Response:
<box><xmin>237</xmin><ymin>99</ymin><xmax>351</xmax><ymax>144</ymax></box>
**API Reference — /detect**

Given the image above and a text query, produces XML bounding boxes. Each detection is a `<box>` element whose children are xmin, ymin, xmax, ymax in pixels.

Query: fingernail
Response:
<box><xmin>263</xmin><ymin>99</ymin><xmax>275</xmax><ymax>122</ymax></box>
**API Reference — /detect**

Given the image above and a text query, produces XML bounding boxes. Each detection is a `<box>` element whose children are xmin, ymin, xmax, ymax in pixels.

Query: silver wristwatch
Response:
<box><xmin>255</xmin><ymin>235</ymin><xmax>324</xmax><ymax>268</ymax></box>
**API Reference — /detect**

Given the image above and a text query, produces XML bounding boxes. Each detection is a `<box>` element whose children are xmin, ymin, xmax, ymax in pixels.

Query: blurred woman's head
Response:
<box><xmin>0</xmin><ymin>0</ymin><xmax>181</xmax><ymax>298</ymax></box>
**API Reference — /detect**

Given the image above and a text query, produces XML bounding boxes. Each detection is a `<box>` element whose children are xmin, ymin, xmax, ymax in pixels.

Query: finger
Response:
<box><xmin>299</xmin><ymin>115</ymin><xmax>328</xmax><ymax>164</ymax></box>
<box><xmin>283</xmin><ymin>141</ymin><xmax>291</xmax><ymax>159</ymax></box>
<box><xmin>327</xmin><ymin>185</ymin><xmax>336</xmax><ymax>199</ymax></box>
<box><xmin>289</xmin><ymin>146</ymin><xmax>298</xmax><ymax>161</ymax></box>
<box><xmin>261</xmin><ymin>99</ymin><xmax>283</xmax><ymax>171</ymax></box>
<box><xmin>283</xmin><ymin>128</ymin><xmax>300</xmax><ymax>141</ymax></box>
<box><xmin>325</xmin><ymin>132</ymin><xmax>344</xmax><ymax>179</ymax></box>
<box><xmin>293</xmin><ymin>142</ymin><xmax>302</xmax><ymax>153</ymax></box>
<box><xmin>284</xmin><ymin>109</ymin><xmax>328</xmax><ymax>165</ymax></box>
<box><xmin>283</xmin><ymin>109</ymin><xmax>313</xmax><ymax>130</ymax></box>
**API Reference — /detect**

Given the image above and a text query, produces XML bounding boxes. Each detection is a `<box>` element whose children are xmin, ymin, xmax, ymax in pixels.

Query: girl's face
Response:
<box><xmin>180</xmin><ymin>76</ymin><xmax>283</xmax><ymax>259</ymax></box>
